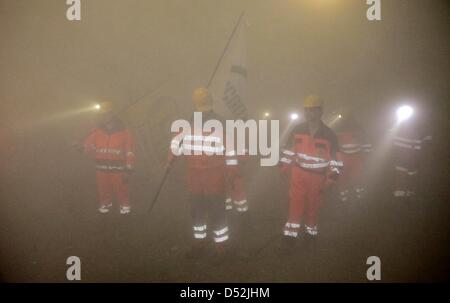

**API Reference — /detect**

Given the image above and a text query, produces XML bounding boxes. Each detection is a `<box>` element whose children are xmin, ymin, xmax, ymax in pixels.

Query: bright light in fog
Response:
<box><xmin>264</xmin><ymin>112</ymin><xmax>270</xmax><ymax>118</ymax></box>
<box><xmin>338</xmin><ymin>114</ymin><xmax>342</xmax><ymax>119</ymax></box>
<box><xmin>94</xmin><ymin>104</ymin><xmax>101</xmax><ymax>110</ymax></box>
<box><xmin>290</xmin><ymin>113</ymin><xmax>299</xmax><ymax>121</ymax></box>
<box><xmin>396</xmin><ymin>105</ymin><xmax>413</xmax><ymax>122</ymax></box>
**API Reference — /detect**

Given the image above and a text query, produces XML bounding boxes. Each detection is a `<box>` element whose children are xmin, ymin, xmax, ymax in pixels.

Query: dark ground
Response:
<box><xmin>0</xmin><ymin>131</ymin><xmax>448</xmax><ymax>283</ymax></box>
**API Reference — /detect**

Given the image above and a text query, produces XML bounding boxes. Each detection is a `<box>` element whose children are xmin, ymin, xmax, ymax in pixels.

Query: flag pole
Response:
<box><xmin>206</xmin><ymin>11</ymin><xmax>245</xmax><ymax>88</ymax></box>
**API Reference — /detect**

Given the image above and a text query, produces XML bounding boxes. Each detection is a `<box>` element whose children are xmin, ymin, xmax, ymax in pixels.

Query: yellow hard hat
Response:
<box><xmin>192</xmin><ymin>87</ymin><xmax>213</xmax><ymax>112</ymax></box>
<box><xmin>303</xmin><ymin>94</ymin><xmax>323</xmax><ymax>108</ymax></box>
<box><xmin>97</xmin><ymin>101</ymin><xmax>113</xmax><ymax>113</ymax></box>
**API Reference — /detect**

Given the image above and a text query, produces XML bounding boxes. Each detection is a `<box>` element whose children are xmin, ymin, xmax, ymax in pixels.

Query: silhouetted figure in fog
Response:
<box><xmin>334</xmin><ymin>112</ymin><xmax>372</xmax><ymax>202</ymax></box>
<box><xmin>392</xmin><ymin>111</ymin><xmax>431</xmax><ymax>199</ymax></box>
<box><xmin>84</xmin><ymin>101</ymin><xmax>135</xmax><ymax>214</ymax></box>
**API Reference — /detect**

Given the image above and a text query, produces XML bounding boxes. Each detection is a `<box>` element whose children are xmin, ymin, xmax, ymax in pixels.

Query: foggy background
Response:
<box><xmin>0</xmin><ymin>0</ymin><xmax>448</xmax><ymax>282</ymax></box>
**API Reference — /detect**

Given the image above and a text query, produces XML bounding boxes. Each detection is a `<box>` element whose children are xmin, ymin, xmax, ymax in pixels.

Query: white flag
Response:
<box><xmin>209</xmin><ymin>16</ymin><xmax>248</xmax><ymax>120</ymax></box>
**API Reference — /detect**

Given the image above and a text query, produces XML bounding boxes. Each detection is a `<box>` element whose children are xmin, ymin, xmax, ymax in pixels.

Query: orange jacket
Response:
<box><xmin>84</xmin><ymin>119</ymin><xmax>135</xmax><ymax>172</ymax></box>
<box><xmin>280</xmin><ymin>122</ymin><xmax>342</xmax><ymax>182</ymax></box>
<box><xmin>169</xmin><ymin>111</ymin><xmax>238</xmax><ymax>193</ymax></box>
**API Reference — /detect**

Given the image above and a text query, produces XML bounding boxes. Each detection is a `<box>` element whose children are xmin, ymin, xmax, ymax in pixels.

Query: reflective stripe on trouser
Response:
<box><xmin>285</xmin><ymin>167</ymin><xmax>325</xmax><ymax>237</ymax></box>
<box><xmin>226</xmin><ymin>174</ymin><xmax>248</xmax><ymax>212</ymax></box>
<box><xmin>213</xmin><ymin>226</ymin><xmax>229</xmax><ymax>243</ymax></box>
<box><xmin>283</xmin><ymin>222</ymin><xmax>301</xmax><ymax>238</ymax></box>
<box><xmin>189</xmin><ymin>192</ymin><xmax>228</xmax><ymax>243</ymax></box>
<box><xmin>96</xmin><ymin>170</ymin><xmax>130</xmax><ymax>207</ymax></box>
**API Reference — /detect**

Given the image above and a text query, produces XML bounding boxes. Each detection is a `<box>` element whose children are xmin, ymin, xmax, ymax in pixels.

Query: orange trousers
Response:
<box><xmin>96</xmin><ymin>171</ymin><xmax>130</xmax><ymax>207</ymax></box>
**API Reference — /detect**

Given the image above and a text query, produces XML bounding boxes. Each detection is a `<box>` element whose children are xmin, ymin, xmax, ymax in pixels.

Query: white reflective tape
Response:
<box><xmin>127</xmin><ymin>151</ymin><xmax>135</xmax><ymax>157</ymax></box>
<box><xmin>355</xmin><ymin>188</ymin><xmax>365</xmax><ymax>193</ymax></box>
<box><xmin>395</xmin><ymin>166</ymin><xmax>418</xmax><ymax>175</ymax></box>
<box><xmin>329</xmin><ymin>160</ymin><xmax>344</xmax><ymax>167</ymax></box>
<box><xmin>341</xmin><ymin>148</ymin><xmax>361</xmax><ymax>154</ymax></box>
<box><xmin>394</xmin><ymin>136</ymin><xmax>422</xmax><ymax>144</ymax></box>
<box><xmin>283</xmin><ymin>230</ymin><xmax>298</xmax><ymax>237</ymax></box>
<box><xmin>214</xmin><ymin>234</ymin><xmax>229</xmax><ymax>243</ymax></box>
<box><xmin>233</xmin><ymin>199</ymin><xmax>247</xmax><ymax>206</ymax></box>
<box><xmin>194</xmin><ymin>233</ymin><xmax>207</xmax><ymax>239</ymax></box>
<box><xmin>280</xmin><ymin>158</ymin><xmax>292</xmax><ymax>164</ymax></box>
<box><xmin>283</xmin><ymin>149</ymin><xmax>295</xmax><ymax>156</ymax></box>
<box><xmin>297</xmin><ymin>153</ymin><xmax>327</xmax><ymax>163</ymax></box>
<box><xmin>393</xmin><ymin>190</ymin><xmax>406</xmax><ymax>197</ymax></box>
<box><xmin>193</xmin><ymin>225</ymin><xmax>207</xmax><ymax>232</ymax></box>
<box><xmin>299</xmin><ymin>162</ymin><xmax>329</xmax><ymax>169</ymax></box>
<box><xmin>182</xmin><ymin>144</ymin><xmax>225</xmax><ymax>153</ymax></box>
<box><xmin>214</xmin><ymin>226</ymin><xmax>229</xmax><ymax>236</ymax></box>
<box><xmin>226</xmin><ymin>159</ymin><xmax>238</xmax><ymax>165</ymax></box>
<box><xmin>393</xmin><ymin>141</ymin><xmax>420</xmax><ymax>150</ymax></box>
<box><xmin>226</xmin><ymin>150</ymin><xmax>236</xmax><ymax>156</ymax></box>
<box><xmin>185</xmin><ymin>135</ymin><xmax>222</xmax><ymax>143</ymax></box>
<box><xmin>226</xmin><ymin>205</ymin><xmax>233</xmax><ymax>210</ymax></box>
<box><xmin>305</xmin><ymin>225</ymin><xmax>318</xmax><ymax>236</ymax></box>
<box><xmin>330</xmin><ymin>167</ymin><xmax>340</xmax><ymax>174</ymax></box>
<box><xmin>236</xmin><ymin>206</ymin><xmax>248</xmax><ymax>212</ymax></box>
<box><xmin>225</xmin><ymin>198</ymin><xmax>232</xmax><ymax>203</ymax></box>
<box><xmin>285</xmin><ymin>222</ymin><xmax>300</xmax><ymax>229</ymax></box>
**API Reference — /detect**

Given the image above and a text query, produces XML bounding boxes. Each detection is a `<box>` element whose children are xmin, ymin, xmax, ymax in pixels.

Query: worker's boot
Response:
<box><xmin>185</xmin><ymin>240</ymin><xmax>207</xmax><ymax>261</ymax></box>
<box><xmin>119</xmin><ymin>205</ymin><xmax>131</xmax><ymax>215</ymax></box>
<box><xmin>98</xmin><ymin>203</ymin><xmax>112</xmax><ymax>214</ymax></box>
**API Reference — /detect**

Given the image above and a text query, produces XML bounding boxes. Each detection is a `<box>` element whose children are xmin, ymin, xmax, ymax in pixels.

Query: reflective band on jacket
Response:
<box><xmin>282</xmin><ymin>149</ymin><xmax>295</xmax><ymax>156</ymax></box>
<box><xmin>297</xmin><ymin>152</ymin><xmax>327</xmax><ymax>163</ymax></box>
<box><xmin>184</xmin><ymin>135</ymin><xmax>222</xmax><ymax>143</ymax></box>
<box><xmin>395</xmin><ymin>166</ymin><xmax>418</xmax><ymax>175</ymax></box>
<box><xmin>96</xmin><ymin>148</ymin><xmax>123</xmax><ymax>155</ymax></box>
<box><xmin>299</xmin><ymin>162</ymin><xmax>329</xmax><ymax>169</ymax></box>
<box><xmin>394</xmin><ymin>136</ymin><xmax>422</xmax><ymax>144</ymax></box>
<box><xmin>226</xmin><ymin>159</ymin><xmax>238</xmax><ymax>166</ymax></box>
<box><xmin>96</xmin><ymin>165</ymin><xmax>126</xmax><ymax>171</ymax></box>
<box><xmin>341</xmin><ymin>147</ymin><xmax>361</xmax><ymax>154</ymax></box>
<box><xmin>393</xmin><ymin>141</ymin><xmax>421</xmax><ymax>150</ymax></box>
<box><xmin>182</xmin><ymin>144</ymin><xmax>225</xmax><ymax>153</ymax></box>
